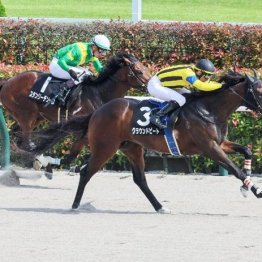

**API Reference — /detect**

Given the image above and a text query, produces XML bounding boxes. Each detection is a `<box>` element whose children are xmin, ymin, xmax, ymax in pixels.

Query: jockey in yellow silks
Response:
<box><xmin>147</xmin><ymin>59</ymin><xmax>222</xmax><ymax>128</ymax></box>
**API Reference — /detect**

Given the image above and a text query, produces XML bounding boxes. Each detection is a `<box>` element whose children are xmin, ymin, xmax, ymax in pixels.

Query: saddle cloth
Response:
<box><xmin>28</xmin><ymin>74</ymin><xmax>68</xmax><ymax>105</ymax></box>
<box><xmin>131</xmin><ymin>99</ymin><xmax>181</xmax><ymax>156</ymax></box>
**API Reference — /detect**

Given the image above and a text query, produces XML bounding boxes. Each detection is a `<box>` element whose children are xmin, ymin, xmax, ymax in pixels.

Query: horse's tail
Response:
<box><xmin>32</xmin><ymin>114</ymin><xmax>92</xmax><ymax>155</ymax></box>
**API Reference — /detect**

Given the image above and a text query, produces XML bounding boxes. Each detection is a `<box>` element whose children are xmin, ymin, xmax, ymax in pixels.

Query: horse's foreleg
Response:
<box><xmin>121</xmin><ymin>142</ymin><xmax>169</xmax><ymax>213</ymax></box>
<box><xmin>206</xmin><ymin>142</ymin><xmax>262</xmax><ymax>199</ymax></box>
<box><xmin>220</xmin><ymin>140</ymin><xmax>252</xmax><ymax>175</ymax></box>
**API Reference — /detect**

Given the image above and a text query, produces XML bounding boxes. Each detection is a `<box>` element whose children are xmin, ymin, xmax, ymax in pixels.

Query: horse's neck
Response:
<box><xmin>222</xmin><ymin>82</ymin><xmax>246</xmax><ymax>117</ymax></box>
<box><xmin>100</xmin><ymin>72</ymin><xmax>130</xmax><ymax>102</ymax></box>
<box><xmin>199</xmin><ymin>83</ymin><xmax>245</xmax><ymax>122</ymax></box>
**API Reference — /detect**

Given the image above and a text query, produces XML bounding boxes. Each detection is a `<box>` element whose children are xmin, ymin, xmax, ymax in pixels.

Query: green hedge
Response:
<box><xmin>0</xmin><ymin>19</ymin><xmax>261</xmax><ymax>70</ymax></box>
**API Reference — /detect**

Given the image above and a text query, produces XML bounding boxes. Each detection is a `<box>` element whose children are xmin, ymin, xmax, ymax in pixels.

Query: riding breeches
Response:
<box><xmin>147</xmin><ymin>75</ymin><xmax>188</xmax><ymax>106</ymax></box>
<box><xmin>49</xmin><ymin>58</ymin><xmax>92</xmax><ymax>84</ymax></box>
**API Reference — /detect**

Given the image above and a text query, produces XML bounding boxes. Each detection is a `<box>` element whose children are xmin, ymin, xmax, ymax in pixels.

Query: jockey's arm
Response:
<box><xmin>91</xmin><ymin>57</ymin><xmax>103</xmax><ymax>73</ymax></box>
<box><xmin>186</xmin><ymin>75</ymin><xmax>222</xmax><ymax>91</ymax></box>
<box><xmin>57</xmin><ymin>51</ymin><xmax>76</xmax><ymax>72</ymax></box>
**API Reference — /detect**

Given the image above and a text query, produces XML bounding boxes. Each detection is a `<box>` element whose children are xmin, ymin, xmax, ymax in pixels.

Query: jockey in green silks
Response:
<box><xmin>48</xmin><ymin>34</ymin><xmax>111</xmax><ymax>106</ymax></box>
<box><xmin>49</xmin><ymin>34</ymin><xmax>111</xmax><ymax>84</ymax></box>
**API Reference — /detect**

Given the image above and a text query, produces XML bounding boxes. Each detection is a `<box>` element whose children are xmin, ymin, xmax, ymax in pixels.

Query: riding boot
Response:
<box><xmin>150</xmin><ymin>101</ymin><xmax>180</xmax><ymax>129</ymax></box>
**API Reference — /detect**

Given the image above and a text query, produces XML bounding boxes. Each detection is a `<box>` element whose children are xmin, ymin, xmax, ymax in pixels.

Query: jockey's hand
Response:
<box><xmin>68</xmin><ymin>69</ymin><xmax>79</xmax><ymax>81</ymax></box>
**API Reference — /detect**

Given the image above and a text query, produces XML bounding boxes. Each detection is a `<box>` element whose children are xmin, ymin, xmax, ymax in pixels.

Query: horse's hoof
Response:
<box><xmin>240</xmin><ymin>185</ymin><xmax>249</xmax><ymax>198</ymax></box>
<box><xmin>44</xmin><ymin>171</ymin><xmax>53</xmax><ymax>180</ymax></box>
<box><xmin>45</xmin><ymin>164</ymin><xmax>53</xmax><ymax>174</ymax></box>
<box><xmin>72</xmin><ymin>203</ymin><xmax>79</xmax><ymax>209</ymax></box>
<box><xmin>157</xmin><ymin>207</ymin><xmax>171</xmax><ymax>214</ymax></box>
<box><xmin>251</xmin><ymin>186</ymin><xmax>262</xmax><ymax>198</ymax></box>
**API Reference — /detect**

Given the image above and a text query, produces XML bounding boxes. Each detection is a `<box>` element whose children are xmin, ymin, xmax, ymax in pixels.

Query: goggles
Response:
<box><xmin>97</xmin><ymin>47</ymin><xmax>108</xmax><ymax>56</ymax></box>
<box><xmin>200</xmin><ymin>72</ymin><xmax>214</xmax><ymax>81</ymax></box>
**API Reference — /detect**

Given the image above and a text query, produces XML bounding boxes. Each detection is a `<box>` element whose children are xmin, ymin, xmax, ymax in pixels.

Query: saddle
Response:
<box><xmin>131</xmin><ymin>99</ymin><xmax>182</xmax><ymax>156</ymax></box>
<box><xmin>131</xmin><ymin>99</ymin><xmax>181</xmax><ymax>134</ymax></box>
<box><xmin>28</xmin><ymin>73</ymin><xmax>82</xmax><ymax>108</ymax></box>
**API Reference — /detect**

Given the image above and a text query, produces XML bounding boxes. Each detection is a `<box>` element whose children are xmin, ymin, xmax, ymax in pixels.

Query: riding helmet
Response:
<box><xmin>195</xmin><ymin>59</ymin><xmax>216</xmax><ymax>74</ymax></box>
<box><xmin>91</xmin><ymin>34</ymin><xmax>111</xmax><ymax>51</ymax></box>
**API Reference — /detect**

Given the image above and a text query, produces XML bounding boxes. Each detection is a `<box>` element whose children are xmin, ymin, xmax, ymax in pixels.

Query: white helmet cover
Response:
<box><xmin>92</xmin><ymin>34</ymin><xmax>111</xmax><ymax>51</ymax></box>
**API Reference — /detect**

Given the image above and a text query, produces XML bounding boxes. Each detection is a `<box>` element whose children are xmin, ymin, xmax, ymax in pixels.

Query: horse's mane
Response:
<box><xmin>185</xmin><ymin>71</ymin><xmax>246</xmax><ymax>100</ymax></box>
<box><xmin>82</xmin><ymin>52</ymin><xmax>138</xmax><ymax>85</ymax></box>
<box><xmin>219</xmin><ymin>70</ymin><xmax>245</xmax><ymax>88</ymax></box>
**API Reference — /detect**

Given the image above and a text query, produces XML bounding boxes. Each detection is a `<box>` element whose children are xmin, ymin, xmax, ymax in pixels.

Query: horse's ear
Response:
<box><xmin>123</xmin><ymin>57</ymin><xmax>132</xmax><ymax>65</ymax></box>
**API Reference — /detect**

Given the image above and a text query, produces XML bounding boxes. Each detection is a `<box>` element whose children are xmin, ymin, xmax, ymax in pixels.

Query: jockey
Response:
<box><xmin>49</xmin><ymin>34</ymin><xmax>111</xmax><ymax>105</ymax></box>
<box><xmin>148</xmin><ymin>59</ymin><xmax>222</xmax><ymax>128</ymax></box>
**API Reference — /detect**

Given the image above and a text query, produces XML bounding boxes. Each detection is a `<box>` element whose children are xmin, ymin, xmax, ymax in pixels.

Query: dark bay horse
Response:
<box><xmin>30</xmin><ymin>72</ymin><xmax>262</xmax><ymax>213</ymax></box>
<box><xmin>0</xmin><ymin>52</ymin><xmax>150</xmax><ymax>152</ymax></box>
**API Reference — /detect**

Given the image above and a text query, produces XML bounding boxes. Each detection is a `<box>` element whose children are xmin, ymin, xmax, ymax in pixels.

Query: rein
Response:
<box><xmin>229</xmin><ymin>79</ymin><xmax>262</xmax><ymax>112</ymax></box>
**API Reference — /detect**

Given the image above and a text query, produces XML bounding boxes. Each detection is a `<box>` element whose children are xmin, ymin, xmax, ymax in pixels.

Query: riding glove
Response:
<box><xmin>68</xmin><ymin>69</ymin><xmax>79</xmax><ymax>81</ymax></box>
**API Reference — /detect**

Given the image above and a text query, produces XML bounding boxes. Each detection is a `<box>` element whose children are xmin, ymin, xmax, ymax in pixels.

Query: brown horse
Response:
<box><xmin>0</xmin><ymin>52</ymin><xmax>150</xmax><ymax>153</ymax></box>
<box><xmin>30</xmin><ymin>71</ymin><xmax>262</xmax><ymax>213</ymax></box>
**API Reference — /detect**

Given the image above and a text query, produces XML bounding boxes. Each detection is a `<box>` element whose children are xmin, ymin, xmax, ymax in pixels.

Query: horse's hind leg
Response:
<box><xmin>72</xmin><ymin>143</ymin><xmax>120</xmax><ymax>209</ymax></box>
<box><xmin>72</xmin><ymin>163</ymin><xmax>91</xmax><ymax>209</ymax></box>
<box><xmin>121</xmin><ymin>142</ymin><xmax>169</xmax><ymax>213</ymax></box>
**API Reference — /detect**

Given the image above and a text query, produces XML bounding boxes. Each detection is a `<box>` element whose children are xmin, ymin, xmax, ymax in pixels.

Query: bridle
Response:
<box><xmin>229</xmin><ymin>77</ymin><xmax>262</xmax><ymax>113</ymax></box>
<box><xmin>248</xmin><ymin>80</ymin><xmax>262</xmax><ymax>112</ymax></box>
<box><xmin>109</xmin><ymin>61</ymin><xmax>148</xmax><ymax>89</ymax></box>
<box><xmin>127</xmin><ymin>62</ymin><xmax>147</xmax><ymax>88</ymax></box>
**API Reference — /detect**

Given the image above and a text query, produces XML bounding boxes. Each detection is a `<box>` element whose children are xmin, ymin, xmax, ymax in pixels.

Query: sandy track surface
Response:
<box><xmin>0</xmin><ymin>170</ymin><xmax>262</xmax><ymax>262</ymax></box>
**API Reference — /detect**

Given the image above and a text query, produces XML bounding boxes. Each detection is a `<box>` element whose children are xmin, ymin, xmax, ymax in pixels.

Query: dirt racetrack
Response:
<box><xmin>0</xmin><ymin>170</ymin><xmax>262</xmax><ymax>262</ymax></box>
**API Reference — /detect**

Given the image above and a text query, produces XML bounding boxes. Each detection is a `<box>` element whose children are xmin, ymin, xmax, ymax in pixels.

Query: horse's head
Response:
<box><xmin>245</xmin><ymin>71</ymin><xmax>262</xmax><ymax>113</ymax></box>
<box><xmin>88</xmin><ymin>52</ymin><xmax>151</xmax><ymax>93</ymax></box>
<box><xmin>121</xmin><ymin>54</ymin><xmax>151</xmax><ymax>91</ymax></box>
<box><xmin>221</xmin><ymin>71</ymin><xmax>262</xmax><ymax>114</ymax></box>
